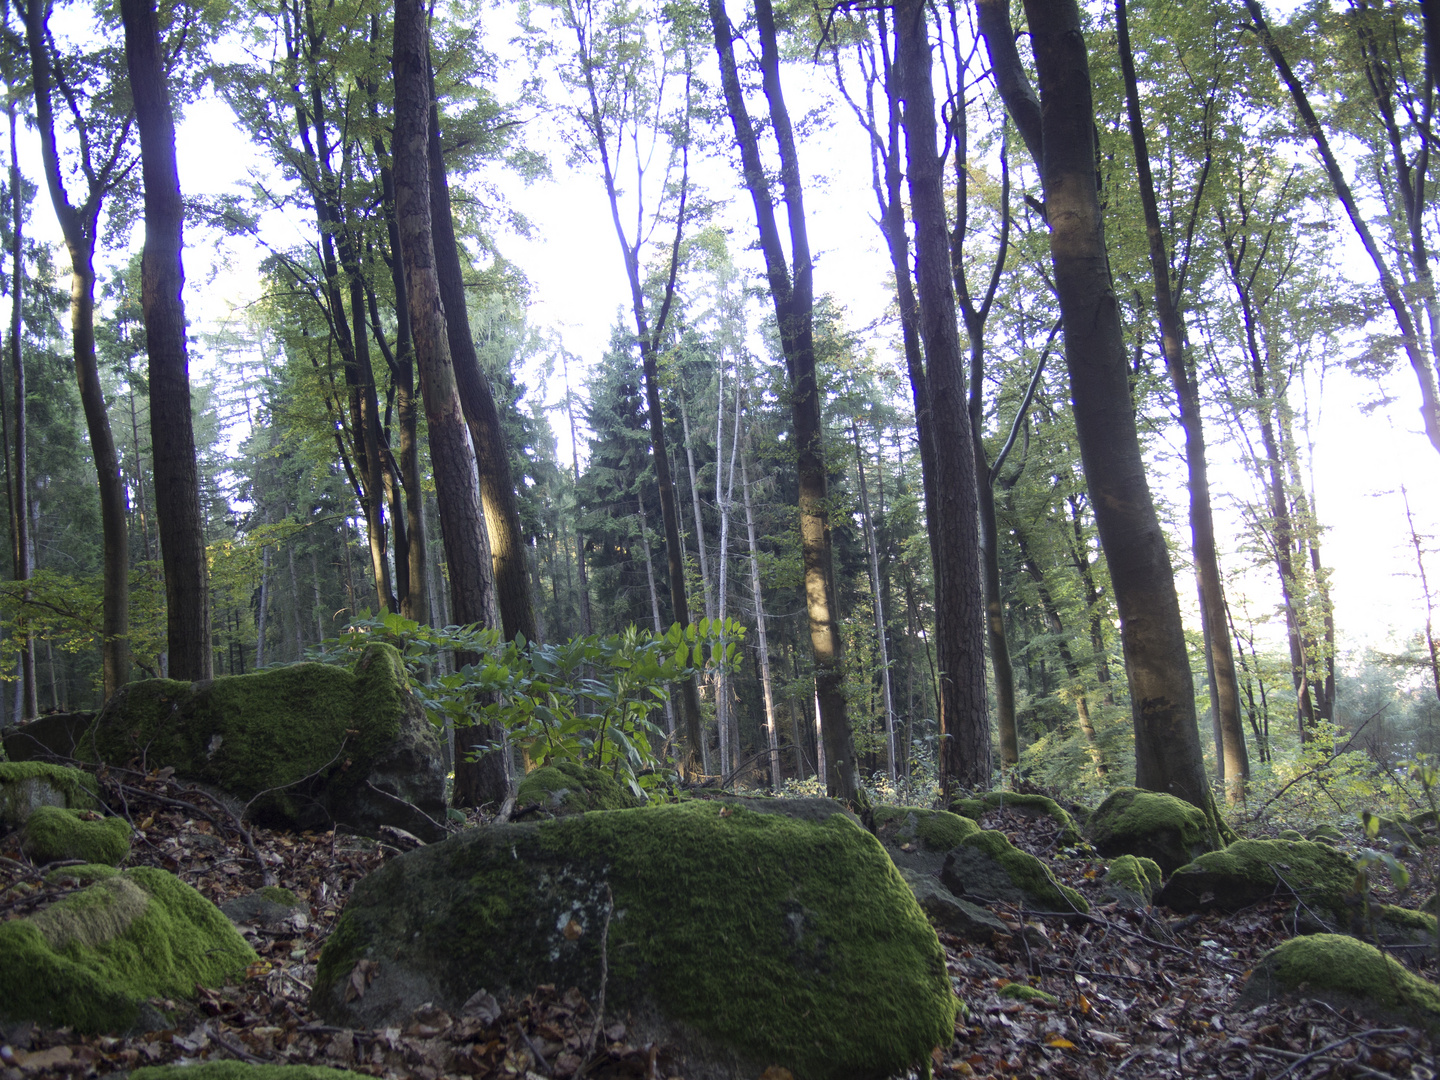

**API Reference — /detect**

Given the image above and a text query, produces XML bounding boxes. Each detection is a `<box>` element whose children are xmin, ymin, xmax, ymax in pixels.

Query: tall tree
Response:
<box><xmin>121</xmin><ymin>0</ymin><xmax>211</xmax><ymax>681</ymax></box>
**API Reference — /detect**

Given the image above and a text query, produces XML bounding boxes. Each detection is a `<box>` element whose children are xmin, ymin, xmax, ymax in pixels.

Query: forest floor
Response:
<box><xmin>2</xmin><ymin>772</ymin><xmax>1438</xmax><ymax>1080</ymax></box>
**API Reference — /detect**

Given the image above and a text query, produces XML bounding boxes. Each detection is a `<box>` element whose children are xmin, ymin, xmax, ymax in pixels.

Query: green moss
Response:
<box><xmin>1278</xmin><ymin>829</ymin><xmax>1304</xmax><ymax>841</ymax></box>
<box><xmin>514</xmin><ymin>761</ymin><xmax>644</xmax><ymax>814</ymax></box>
<box><xmin>1104</xmin><ymin>855</ymin><xmax>1163</xmax><ymax>901</ymax></box>
<box><xmin>977</xmin><ymin>793</ymin><xmax>1083</xmax><ymax>846</ymax></box>
<box><xmin>21</xmin><ymin>806</ymin><xmax>131</xmax><ymax>865</ymax></box>
<box><xmin>258</xmin><ymin>886</ymin><xmax>301</xmax><ymax>907</ymax></box>
<box><xmin>997</xmin><ymin>982</ymin><xmax>1058</xmax><ymax>1004</ymax></box>
<box><xmin>1375</xmin><ymin>904</ymin><xmax>1438</xmax><ymax>933</ymax></box>
<box><xmin>950</xmin><ymin>799</ymin><xmax>984</xmax><ymax>821</ymax></box>
<box><xmin>1307</xmin><ymin>824</ymin><xmax>1345</xmax><ymax>845</ymax></box>
<box><xmin>961</xmin><ymin>831</ymin><xmax>1088</xmax><ymax>913</ymax></box>
<box><xmin>0</xmin><ymin>866</ymin><xmax>256</xmax><ymax>1033</ymax></box>
<box><xmin>1242</xmin><ymin>933</ymin><xmax>1440</xmax><ymax>1030</ymax></box>
<box><xmin>0</xmin><ymin>761</ymin><xmax>98</xmax><ymax>825</ymax></box>
<box><xmin>1159</xmin><ymin>839</ymin><xmax>1356</xmax><ymax>916</ymax></box>
<box><xmin>873</xmin><ymin>805</ymin><xmax>979</xmax><ymax>851</ymax></box>
<box><xmin>318</xmin><ymin>801</ymin><xmax>957</xmax><ymax>1080</ymax></box>
<box><xmin>132</xmin><ymin>1067</ymin><xmax>371</xmax><ymax>1080</ymax></box>
<box><xmin>1089</xmin><ymin>788</ymin><xmax>1215</xmax><ymax>873</ymax></box>
<box><xmin>44</xmin><ymin>864</ymin><xmax>120</xmax><ymax>886</ymax></box>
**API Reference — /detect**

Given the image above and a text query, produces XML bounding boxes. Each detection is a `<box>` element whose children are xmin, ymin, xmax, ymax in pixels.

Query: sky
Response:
<box><xmin>16</xmin><ymin>9</ymin><xmax>1440</xmax><ymax>668</ymax></box>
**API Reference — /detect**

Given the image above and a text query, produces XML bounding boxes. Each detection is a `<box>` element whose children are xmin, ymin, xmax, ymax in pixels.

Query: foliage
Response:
<box><xmin>312</xmin><ymin>612</ymin><xmax>744</xmax><ymax>799</ymax></box>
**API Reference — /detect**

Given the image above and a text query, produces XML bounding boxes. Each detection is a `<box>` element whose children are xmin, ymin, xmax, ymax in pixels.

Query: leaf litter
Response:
<box><xmin>0</xmin><ymin>777</ymin><xmax>1434</xmax><ymax>1079</ymax></box>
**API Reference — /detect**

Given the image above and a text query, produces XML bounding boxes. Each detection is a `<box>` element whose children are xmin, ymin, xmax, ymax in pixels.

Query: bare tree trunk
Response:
<box><xmin>679</xmin><ymin>391</ymin><xmax>714</xmax><ymax>620</ymax></box>
<box><xmin>561</xmin><ymin>351</ymin><xmax>593</xmax><ymax>636</ymax></box>
<box><xmin>741</xmin><ymin>442</ymin><xmax>782</xmax><ymax>790</ymax></box>
<box><xmin>637</xmin><ymin>503</ymin><xmax>676</xmax><ymax>736</ymax></box>
<box><xmin>394</xmin><ymin>0</ymin><xmax>507</xmax><ymax>807</ymax></box>
<box><xmin>121</xmin><ymin>0</ymin><xmax>210</xmax><ymax>681</ymax></box>
<box><xmin>255</xmin><ymin>543</ymin><xmax>270</xmax><ymax>668</ymax></box>
<box><xmin>851</xmin><ymin>422</ymin><xmax>896</xmax><ymax>785</ymax></box>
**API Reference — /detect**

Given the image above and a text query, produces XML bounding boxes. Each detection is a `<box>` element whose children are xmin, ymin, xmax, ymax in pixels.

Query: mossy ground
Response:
<box><xmin>132</xmin><ymin>1067</ymin><xmax>370</xmax><ymax>1080</ymax></box>
<box><xmin>998</xmin><ymin>982</ymin><xmax>1058</xmax><ymax>1004</ymax></box>
<box><xmin>82</xmin><ymin>644</ymin><xmax>408</xmax><ymax>823</ymax></box>
<box><xmin>0</xmin><ymin>866</ymin><xmax>256</xmax><ymax>1032</ymax></box>
<box><xmin>514</xmin><ymin>761</ymin><xmax>644</xmax><ymax>813</ymax></box>
<box><xmin>317</xmin><ymin>802</ymin><xmax>957</xmax><ymax>1080</ymax></box>
<box><xmin>873</xmin><ymin>805</ymin><xmax>979</xmax><ymax>851</ymax></box>
<box><xmin>21</xmin><ymin>806</ymin><xmax>131</xmax><ymax>865</ymax></box>
<box><xmin>962</xmin><ymin>831</ymin><xmax>1088</xmax><ymax>913</ymax></box>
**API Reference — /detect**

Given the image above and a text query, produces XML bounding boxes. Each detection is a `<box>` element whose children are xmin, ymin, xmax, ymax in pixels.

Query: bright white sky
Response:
<box><xmin>16</xmin><ymin>13</ymin><xmax>1439</xmax><ymax>668</ymax></box>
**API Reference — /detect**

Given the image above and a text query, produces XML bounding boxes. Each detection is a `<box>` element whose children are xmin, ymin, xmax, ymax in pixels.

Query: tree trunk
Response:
<box><xmin>708</xmin><ymin>0</ymin><xmax>858</xmax><ymax>801</ymax></box>
<box><xmin>679</xmin><ymin>391</ymin><xmax>714</xmax><ymax>621</ymax></box>
<box><xmin>121</xmin><ymin>0</ymin><xmax>211</xmax><ymax>681</ymax></box>
<box><xmin>1115</xmin><ymin>0</ymin><xmax>1246</xmax><ymax>800</ymax></box>
<box><xmin>851</xmin><ymin>422</ymin><xmax>896</xmax><ymax>784</ymax></box>
<box><xmin>741</xmin><ymin>441</ymin><xmax>782</xmax><ymax>790</ymax></box>
<box><xmin>894</xmin><ymin>0</ymin><xmax>990</xmax><ymax>791</ymax></box>
<box><xmin>983</xmin><ymin>0</ymin><xmax>1215</xmax><ymax>823</ymax></box>
<box><xmin>393</xmin><ymin>0</ymin><xmax>507</xmax><ymax>807</ymax></box>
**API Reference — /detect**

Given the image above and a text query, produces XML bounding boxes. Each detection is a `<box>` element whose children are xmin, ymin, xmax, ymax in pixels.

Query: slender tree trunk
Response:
<box><xmin>708</xmin><ymin>0</ymin><xmax>858</xmax><ymax>800</ymax></box>
<box><xmin>894</xmin><ymin>0</ymin><xmax>990</xmax><ymax>791</ymax></box>
<box><xmin>741</xmin><ymin>442</ymin><xmax>782</xmax><ymax>790</ymax></box>
<box><xmin>983</xmin><ymin>0</ymin><xmax>1216</xmax><ymax>824</ymax></box>
<box><xmin>561</xmin><ymin>352</ymin><xmax>593</xmax><ymax>635</ymax></box>
<box><xmin>394</xmin><ymin>0</ymin><xmax>507</xmax><ymax>807</ymax></box>
<box><xmin>679</xmin><ymin>391</ymin><xmax>714</xmax><ymax>620</ymax></box>
<box><xmin>637</xmin><ymin>502</ymin><xmax>676</xmax><ymax>736</ymax></box>
<box><xmin>255</xmin><ymin>543</ymin><xmax>270</xmax><ymax>668</ymax></box>
<box><xmin>852</xmin><ymin>422</ymin><xmax>896</xmax><ymax>784</ymax></box>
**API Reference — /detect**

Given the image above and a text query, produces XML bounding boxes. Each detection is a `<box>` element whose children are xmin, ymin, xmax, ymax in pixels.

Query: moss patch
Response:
<box><xmin>258</xmin><ymin>886</ymin><xmax>301</xmax><ymax>907</ymax></box>
<box><xmin>873</xmin><ymin>805</ymin><xmax>979</xmax><ymax>852</ymax></box>
<box><xmin>0</xmin><ymin>866</ymin><xmax>256</xmax><ymax>1033</ymax></box>
<box><xmin>950</xmin><ymin>798</ymin><xmax>984</xmax><ymax>821</ymax></box>
<box><xmin>1088</xmin><ymin>788</ymin><xmax>1216</xmax><ymax>874</ymax></box>
<box><xmin>21</xmin><ymin>806</ymin><xmax>131</xmax><ymax>865</ymax></box>
<box><xmin>133</xmin><ymin>1067</ymin><xmax>371</xmax><ymax>1080</ymax></box>
<box><xmin>1155</xmin><ymin>839</ymin><xmax>1356</xmax><ymax>916</ymax></box>
<box><xmin>1239</xmin><ymin>933</ymin><xmax>1440</xmax><ymax>1032</ymax></box>
<box><xmin>44</xmin><ymin>863</ymin><xmax>120</xmax><ymax>886</ymax></box>
<box><xmin>946</xmin><ymin>830</ymin><xmax>1088</xmax><ymax>913</ymax></box>
<box><xmin>514</xmin><ymin>761</ymin><xmax>644</xmax><ymax>814</ymax></box>
<box><xmin>1103</xmin><ymin>855</ymin><xmax>1163</xmax><ymax>905</ymax></box>
<box><xmin>314</xmin><ymin>801</ymin><xmax>956</xmax><ymax>1080</ymax></box>
<box><xmin>975</xmin><ymin>793</ymin><xmax>1084</xmax><ymax>846</ymax></box>
<box><xmin>1306</xmin><ymin>824</ymin><xmax>1345</xmax><ymax>845</ymax></box>
<box><xmin>0</xmin><ymin>761</ymin><xmax>97</xmax><ymax>827</ymax></box>
<box><xmin>998</xmin><ymin>982</ymin><xmax>1057</xmax><ymax>1004</ymax></box>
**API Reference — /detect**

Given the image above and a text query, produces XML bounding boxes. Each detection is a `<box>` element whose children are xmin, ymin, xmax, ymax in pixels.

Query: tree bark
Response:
<box><xmin>982</xmin><ymin>0</ymin><xmax>1215</xmax><ymax>823</ymax></box>
<box><xmin>121</xmin><ymin>0</ymin><xmax>211</xmax><ymax>682</ymax></box>
<box><xmin>393</xmin><ymin>0</ymin><xmax>507</xmax><ymax>807</ymax></box>
<box><xmin>741</xmin><ymin>440</ymin><xmax>782</xmax><ymax>790</ymax></box>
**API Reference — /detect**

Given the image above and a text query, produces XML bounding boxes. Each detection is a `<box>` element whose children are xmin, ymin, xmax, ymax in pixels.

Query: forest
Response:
<box><xmin>0</xmin><ymin>0</ymin><xmax>1433</xmax><ymax>828</ymax></box>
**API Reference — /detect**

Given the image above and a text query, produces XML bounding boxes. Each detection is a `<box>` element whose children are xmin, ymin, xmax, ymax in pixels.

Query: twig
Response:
<box><xmin>580</xmin><ymin>883</ymin><xmax>615</xmax><ymax>1072</ymax></box>
<box><xmin>1248</xmin><ymin>705</ymin><xmax>1386</xmax><ymax>819</ymax></box>
<box><xmin>1022</xmin><ymin>909</ymin><xmax>1247</xmax><ymax>972</ymax></box>
<box><xmin>515</xmin><ymin>1021</ymin><xmax>553</xmax><ymax>1076</ymax></box>
<box><xmin>364</xmin><ymin>780</ymin><xmax>448</xmax><ymax>836</ymax></box>
<box><xmin>1266</xmin><ymin>1028</ymin><xmax>1410</xmax><ymax>1080</ymax></box>
<box><xmin>210</xmin><ymin>1028</ymin><xmax>274</xmax><ymax>1065</ymax></box>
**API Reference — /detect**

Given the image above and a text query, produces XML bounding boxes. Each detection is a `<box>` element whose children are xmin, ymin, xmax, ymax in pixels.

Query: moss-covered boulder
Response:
<box><xmin>0</xmin><ymin>866</ymin><xmax>256</xmax><ymax>1033</ymax></box>
<box><xmin>20</xmin><ymin>805</ymin><xmax>131</xmax><ymax>865</ymax></box>
<box><xmin>899</xmin><ymin>868</ymin><xmax>1008</xmax><ymax>943</ymax></box>
<box><xmin>1087</xmin><ymin>788</ymin><xmax>1216</xmax><ymax>874</ymax></box>
<box><xmin>312</xmin><ymin>801</ymin><xmax>957</xmax><ymax>1080</ymax></box>
<box><xmin>81</xmin><ymin>643</ymin><xmax>445</xmax><ymax>840</ymax></box>
<box><xmin>514</xmin><ymin>761</ymin><xmax>645</xmax><ymax>815</ymax></box>
<box><xmin>1102</xmin><ymin>855</ymin><xmax>1163</xmax><ymax>908</ymax></box>
<box><xmin>44</xmin><ymin>863</ymin><xmax>120</xmax><ymax>886</ymax></box>
<box><xmin>940</xmin><ymin>830</ymin><xmax>1088</xmax><ymax>914</ymax></box>
<box><xmin>0</xmin><ymin>760</ymin><xmax>97</xmax><ymax>829</ymax></box>
<box><xmin>1306</xmin><ymin>823</ymin><xmax>1345</xmax><ymax>845</ymax></box>
<box><xmin>1238</xmin><ymin>934</ymin><xmax>1440</xmax><ymax>1033</ymax></box>
<box><xmin>947</xmin><ymin>792</ymin><xmax>1083</xmax><ymax>847</ymax></box>
<box><xmin>133</xmin><ymin>1067</ymin><xmax>370</xmax><ymax>1080</ymax></box>
<box><xmin>0</xmin><ymin>711</ymin><xmax>95</xmax><ymax>762</ymax></box>
<box><xmin>1155</xmin><ymin>838</ymin><xmax>1356</xmax><ymax>916</ymax></box>
<box><xmin>220</xmin><ymin>886</ymin><xmax>309</xmax><ymax>930</ymax></box>
<box><xmin>874</xmin><ymin>805</ymin><xmax>979</xmax><ymax>878</ymax></box>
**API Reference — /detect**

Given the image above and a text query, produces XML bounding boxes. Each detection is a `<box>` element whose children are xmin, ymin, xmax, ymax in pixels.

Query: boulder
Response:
<box><xmin>1087</xmin><ymin>788</ymin><xmax>1216</xmax><ymax>874</ymax></box>
<box><xmin>20</xmin><ymin>806</ymin><xmax>131</xmax><ymax>865</ymax></box>
<box><xmin>132</xmin><ymin>1067</ymin><xmax>369</xmax><ymax>1080</ymax></box>
<box><xmin>873</xmin><ymin>805</ymin><xmax>979</xmax><ymax>878</ymax></box>
<box><xmin>514</xmin><ymin>761</ymin><xmax>645</xmax><ymax>815</ymax></box>
<box><xmin>1101</xmin><ymin>855</ymin><xmax>1163</xmax><ymax>908</ymax></box>
<box><xmin>0</xmin><ymin>761</ymin><xmax>97</xmax><ymax>830</ymax></box>
<box><xmin>947</xmin><ymin>792</ymin><xmax>1083</xmax><ymax>847</ymax></box>
<box><xmin>80</xmin><ymin>643</ymin><xmax>446</xmax><ymax>841</ymax></box>
<box><xmin>221</xmin><ymin>886</ymin><xmax>309</xmax><ymax>931</ymax></box>
<box><xmin>899</xmin><ymin>868</ymin><xmax>1008</xmax><ymax>943</ymax></box>
<box><xmin>0</xmin><ymin>866</ymin><xmax>256</xmax><ymax>1034</ymax></box>
<box><xmin>312</xmin><ymin>800</ymin><xmax>957</xmax><ymax>1080</ymax></box>
<box><xmin>1306</xmin><ymin>823</ymin><xmax>1345</xmax><ymax>845</ymax></box>
<box><xmin>940</xmin><ymin>830</ymin><xmax>1088</xmax><ymax>914</ymax></box>
<box><xmin>0</xmin><ymin>712</ymin><xmax>95</xmax><ymax>762</ymax></box>
<box><xmin>1155</xmin><ymin>839</ymin><xmax>1355</xmax><ymax>916</ymax></box>
<box><xmin>1238</xmin><ymin>934</ymin><xmax>1440</xmax><ymax>1033</ymax></box>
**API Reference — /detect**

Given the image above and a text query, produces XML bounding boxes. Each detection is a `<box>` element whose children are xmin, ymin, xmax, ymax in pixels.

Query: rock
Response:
<box><xmin>947</xmin><ymin>793</ymin><xmax>1083</xmax><ymax>847</ymax></box>
<box><xmin>0</xmin><ymin>866</ymin><xmax>256</xmax><ymax>1033</ymax></box>
<box><xmin>874</xmin><ymin>805</ymin><xmax>979</xmax><ymax>877</ymax></box>
<box><xmin>1306</xmin><ymin>823</ymin><xmax>1345</xmax><ymax>845</ymax></box>
<box><xmin>1101</xmin><ymin>855</ymin><xmax>1162</xmax><ymax>908</ymax></box>
<box><xmin>20</xmin><ymin>806</ymin><xmax>130</xmax><ymax>866</ymax></box>
<box><xmin>132</xmin><ymin>1069</ymin><xmax>365</xmax><ymax>1080</ymax></box>
<box><xmin>1277</xmin><ymin>829</ymin><xmax>1304</xmax><ymax>841</ymax></box>
<box><xmin>1087</xmin><ymin>788</ymin><xmax>1216</xmax><ymax>874</ymax></box>
<box><xmin>0</xmin><ymin>712</ymin><xmax>95</xmax><ymax>762</ymax></box>
<box><xmin>1238</xmin><ymin>933</ymin><xmax>1440</xmax><ymax>1033</ymax></box>
<box><xmin>899</xmin><ymin>868</ymin><xmax>1008</xmax><ymax>943</ymax></box>
<box><xmin>312</xmin><ymin>800</ymin><xmax>957</xmax><ymax>1080</ymax></box>
<box><xmin>43</xmin><ymin>863</ymin><xmax>120</xmax><ymax>887</ymax></box>
<box><xmin>80</xmin><ymin>643</ymin><xmax>446</xmax><ymax>841</ymax></box>
<box><xmin>514</xmin><ymin>761</ymin><xmax>645</xmax><ymax>815</ymax></box>
<box><xmin>1155</xmin><ymin>838</ymin><xmax>1355</xmax><ymax>916</ymax></box>
<box><xmin>0</xmin><ymin>761</ymin><xmax>97</xmax><ymax>830</ymax></box>
<box><xmin>221</xmin><ymin>886</ymin><xmax>309</xmax><ymax>931</ymax></box>
<box><xmin>940</xmin><ymin>830</ymin><xmax>1088</xmax><ymax>913</ymax></box>
<box><xmin>997</xmin><ymin>983</ymin><xmax>1057</xmax><ymax>1004</ymax></box>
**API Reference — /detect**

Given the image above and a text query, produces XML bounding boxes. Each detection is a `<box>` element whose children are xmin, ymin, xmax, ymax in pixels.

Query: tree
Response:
<box><xmin>121</xmin><ymin>0</ymin><xmax>211</xmax><ymax>681</ymax></box>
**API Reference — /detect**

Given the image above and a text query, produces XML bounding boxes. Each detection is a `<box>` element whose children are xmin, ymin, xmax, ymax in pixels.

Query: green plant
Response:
<box><xmin>309</xmin><ymin>613</ymin><xmax>744</xmax><ymax>799</ymax></box>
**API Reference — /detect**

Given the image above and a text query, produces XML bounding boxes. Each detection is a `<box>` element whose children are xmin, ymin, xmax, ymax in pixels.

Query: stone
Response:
<box><xmin>948</xmin><ymin>793</ymin><xmax>1083</xmax><ymax>847</ymax></box>
<box><xmin>1101</xmin><ymin>855</ymin><xmax>1163</xmax><ymax>908</ymax></box>
<box><xmin>312</xmin><ymin>800</ymin><xmax>957</xmax><ymax>1080</ymax></box>
<box><xmin>20</xmin><ymin>806</ymin><xmax>130</xmax><ymax>866</ymax></box>
<box><xmin>873</xmin><ymin>805</ymin><xmax>979</xmax><ymax>878</ymax></box>
<box><xmin>0</xmin><ymin>761</ymin><xmax>97</xmax><ymax>830</ymax></box>
<box><xmin>0</xmin><ymin>867</ymin><xmax>256</xmax><ymax>1034</ymax></box>
<box><xmin>1155</xmin><ymin>838</ymin><xmax>1356</xmax><ymax>916</ymax></box>
<box><xmin>1087</xmin><ymin>788</ymin><xmax>1216</xmax><ymax>874</ymax></box>
<box><xmin>1238</xmin><ymin>934</ymin><xmax>1440</xmax><ymax>1033</ymax></box>
<box><xmin>1306</xmin><ymin>823</ymin><xmax>1345</xmax><ymax>845</ymax></box>
<box><xmin>997</xmin><ymin>983</ymin><xmax>1057</xmax><ymax>1004</ymax></box>
<box><xmin>514</xmin><ymin>761</ymin><xmax>645</xmax><ymax>815</ymax></box>
<box><xmin>0</xmin><ymin>713</ymin><xmax>95</xmax><ymax>762</ymax></box>
<box><xmin>221</xmin><ymin>886</ymin><xmax>309</xmax><ymax>931</ymax></box>
<box><xmin>940</xmin><ymin>830</ymin><xmax>1088</xmax><ymax>914</ymax></box>
<box><xmin>899</xmin><ymin>869</ymin><xmax>1008</xmax><ymax>943</ymax></box>
<box><xmin>80</xmin><ymin>643</ymin><xmax>446</xmax><ymax>841</ymax></box>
